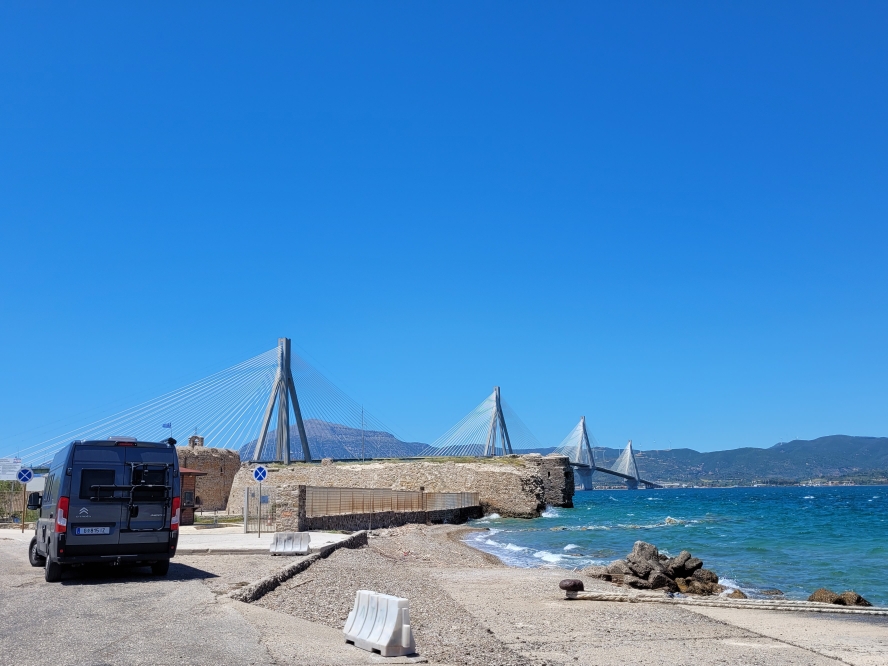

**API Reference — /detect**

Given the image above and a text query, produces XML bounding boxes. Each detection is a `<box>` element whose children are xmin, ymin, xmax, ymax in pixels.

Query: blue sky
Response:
<box><xmin>1</xmin><ymin>3</ymin><xmax>886</xmax><ymax>454</ymax></box>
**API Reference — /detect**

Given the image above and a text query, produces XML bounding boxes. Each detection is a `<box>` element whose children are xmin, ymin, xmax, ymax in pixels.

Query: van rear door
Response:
<box><xmin>67</xmin><ymin>446</ymin><xmax>126</xmax><ymax>553</ymax></box>
<box><xmin>119</xmin><ymin>446</ymin><xmax>176</xmax><ymax>551</ymax></box>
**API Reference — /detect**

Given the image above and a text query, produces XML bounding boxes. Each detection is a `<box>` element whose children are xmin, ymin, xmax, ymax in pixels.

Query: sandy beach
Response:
<box><xmin>256</xmin><ymin>524</ymin><xmax>888</xmax><ymax>666</ymax></box>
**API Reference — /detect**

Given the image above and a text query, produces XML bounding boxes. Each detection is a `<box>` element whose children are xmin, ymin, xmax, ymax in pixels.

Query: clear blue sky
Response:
<box><xmin>1</xmin><ymin>3</ymin><xmax>886</xmax><ymax>454</ymax></box>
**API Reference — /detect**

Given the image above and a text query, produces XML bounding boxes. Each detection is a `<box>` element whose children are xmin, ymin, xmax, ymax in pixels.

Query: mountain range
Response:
<box><xmin>585</xmin><ymin>435</ymin><xmax>888</xmax><ymax>484</ymax></box>
<box><xmin>239</xmin><ymin>424</ymin><xmax>887</xmax><ymax>485</ymax></box>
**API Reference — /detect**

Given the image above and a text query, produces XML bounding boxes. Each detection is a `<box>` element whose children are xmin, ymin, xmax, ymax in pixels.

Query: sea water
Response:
<box><xmin>465</xmin><ymin>486</ymin><xmax>888</xmax><ymax>605</ymax></box>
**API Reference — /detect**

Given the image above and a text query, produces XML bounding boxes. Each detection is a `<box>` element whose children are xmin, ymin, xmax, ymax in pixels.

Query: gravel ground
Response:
<box><xmin>256</xmin><ymin>524</ymin><xmax>537</xmax><ymax>666</ymax></box>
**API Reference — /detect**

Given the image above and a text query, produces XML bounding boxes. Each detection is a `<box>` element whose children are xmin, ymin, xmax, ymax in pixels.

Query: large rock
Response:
<box><xmin>624</xmin><ymin>575</ymin><xmax>652</xmax><ymax>590</ymax></box>
<box><xmin>630</xmin><ymin>541</ymin><xmax>660</xmax><ymax>562</ymax></box>
<box><xmin>663</xmin><ymin>550</ymin><xmax>690</xmax><ymax>577</ymax></box>
<box><xmin>648</xmin><ymin>570</ymin><xmax>677</xmax><ymax>591</ymax></box>
<box><xmin>626</xmin><ymin>558</ymin><xmax>654</xmax><ymax>578</ymax></box>
<box><xmin>626</xmin><ymin>541</ymin><xmax>662</xmax><ymax>578</ymax></box>
<box><xmin>583</xmin><ymin>565</ymin><xmax>608</xmax><ymax>580</ymax></box>
<box><xmin>836</xmin><ymin>591</ymin><xmax>872</xmax><ymax>607</ymax></box>
<box><xmin>606</xmin><ymin>560</ymin><xmax>632</xmax><ymax>576</ymax></box>
<box><xmin>676</xmin><ymin>577</ymin><xmax>722</xmax><ymax>596</ymax></box>
<box><xmin>692</xmin><ymin>568</ymin><xmax>719</xmax><ymax>584</ymax></box>
<box><xmin>682</xmin><ymin>556</ymin><xmax>704</xmax><ymax>576</ymax></box>
<box><xmin>808</xmin><ymin>588</ymin><xmax>839</xmax><ymax>604</ymax></box>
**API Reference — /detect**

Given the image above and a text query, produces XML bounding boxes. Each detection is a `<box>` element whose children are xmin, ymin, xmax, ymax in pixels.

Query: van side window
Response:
<box><xmin>80</xmin><ymin>469</ymin><xmax>116</xmax><ymax>500</ymax></box>
<box><xmin>41</xmin><ymin>474</ymin><xmax>52</xmax><ymax>506</ymax></box>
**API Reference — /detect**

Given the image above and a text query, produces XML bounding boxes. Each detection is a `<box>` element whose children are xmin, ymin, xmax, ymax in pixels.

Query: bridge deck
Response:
<box><xmin>572</xmin><ymin>463</ymin><xmax>664</xmax><ymax>489</ymax></box>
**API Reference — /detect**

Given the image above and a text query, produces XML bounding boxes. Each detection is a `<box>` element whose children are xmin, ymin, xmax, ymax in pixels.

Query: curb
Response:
<box><xmin>229</xmin><ymin>530</ymin><xmax>369</xmax><ymax>603</ymax></box>
<box><xmin>178</xmin><ymin>548</ymin><xmax>271</xmax><ymax>555</ymax></box>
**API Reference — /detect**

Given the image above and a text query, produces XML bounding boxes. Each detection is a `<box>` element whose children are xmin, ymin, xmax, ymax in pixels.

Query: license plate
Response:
<box><xmin>75</xmin><ymin>527</ymin><xmax>110</xmax><ymax>535</ymax></box>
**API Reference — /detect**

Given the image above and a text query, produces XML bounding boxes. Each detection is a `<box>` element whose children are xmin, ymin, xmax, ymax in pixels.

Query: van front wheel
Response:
<box><xmin>151</xmin><ymin>560</ymin><xmax>170</xmax><ymax>576</ymax></box>
<box><xmin>44</xmin><ymin>556</ymin><xmax>63</xmax><ymax>582</ymax></box>
<box><xmin>29</xmin><ymin>537</ymin><xmax>46</xmax><ymax>567</ymax></box>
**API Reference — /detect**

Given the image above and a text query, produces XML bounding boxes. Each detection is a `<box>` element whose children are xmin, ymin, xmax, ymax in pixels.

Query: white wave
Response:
<box><xmin>533</xmin><ymin>550</ymin><xmax>563</xmax><ymax>563</ymax></box>
<box><xmin>504</xmin><ymin>543</ymin><xmax>527</xmax><ymax>552</ymax></box>
<box><xmin>803</xmin><ymin>495</ymin><xmax>814</xmax><ymax>499</ymax></box>
<box><xmin>564</xmin><ymin>544</ymin><xmax>580</xmax><ymax>551</ymax></box>
<box><xmin>541</xmin><ymin>507</ymin><xmax>560</xmax><ymax>518</ymax></box>
<box><xmin>609</xmin><ymin>496</ymin><xmax>619</xmax><ymax>501</ymax></box>
<box><xmin>485</xmin><ymin>513</ymin><xmax>501</xmax><ymax>519</ymax></box>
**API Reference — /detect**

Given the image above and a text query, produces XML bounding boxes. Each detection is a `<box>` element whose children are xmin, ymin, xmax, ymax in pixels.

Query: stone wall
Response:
<box><xmin>228</xmin><ymin>454</ymin><xmax>574</xmax><ymax>519</ymax></box>
<box><xmin>537</xmin><ymin>454</ymin><xmax>575</xmax><ymax>508</ymax></box>
<box><xmin>293</xmin><ymin>506</ymin><xmax>483</xmax><ymax>532</ymax></box>
<box><xmin>177</xmin><ymin>437</ymin><xmax>241</xmax><ymax>511</ymax></box>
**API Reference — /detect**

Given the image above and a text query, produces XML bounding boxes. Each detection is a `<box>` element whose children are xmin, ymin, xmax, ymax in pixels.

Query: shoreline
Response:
<box><xmin>252</xmin><ymin>523</ymin><xmax>888</xmax><ymax>665</ymax></box>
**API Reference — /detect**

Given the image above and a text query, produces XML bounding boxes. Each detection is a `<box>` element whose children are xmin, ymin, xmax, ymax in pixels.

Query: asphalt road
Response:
<box><xmin>0</xmin><ymin>536</ymin><xmax>409</xmax><ymax>666</ymax></box>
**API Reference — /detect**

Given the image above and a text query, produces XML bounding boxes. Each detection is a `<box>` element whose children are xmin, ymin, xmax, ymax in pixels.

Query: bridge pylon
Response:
<box><xmin>483</xmin><ymin>386</ymin><xmax>513</xmax><ymax>456</ymax></box>
<box><xmin>251</xmin><ymin>338</ymin><xmax>311</xmax><ymax>463</ymax></box>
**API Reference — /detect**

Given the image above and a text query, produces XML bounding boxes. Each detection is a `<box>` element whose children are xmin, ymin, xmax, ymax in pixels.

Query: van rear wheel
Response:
<box><xmin>151</xmin><ymin>560</ymin><xmax>170</xmax><ymax>576</ymax></box>
<box><xmin>29</xmin><ymin>537</ymin><xmax>46</xmax><ymax>567</ymax></box>
<box><xmin>44</xmin><ymin>555</ymin><xmax>63</xmax><ymax>582</ymax></box>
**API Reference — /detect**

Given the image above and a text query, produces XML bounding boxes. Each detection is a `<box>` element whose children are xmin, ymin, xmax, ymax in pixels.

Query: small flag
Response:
<box><xmin>162</xmin><ymin>423</ymin><xmax>172</xmax><ymax>429</ymax></box>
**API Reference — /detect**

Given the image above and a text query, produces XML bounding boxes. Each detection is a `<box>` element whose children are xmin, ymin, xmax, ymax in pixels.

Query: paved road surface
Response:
<box><xmin>0</xmin><ymin>535</ymin><xmax>414</xmax><ymax>666</ymax></box>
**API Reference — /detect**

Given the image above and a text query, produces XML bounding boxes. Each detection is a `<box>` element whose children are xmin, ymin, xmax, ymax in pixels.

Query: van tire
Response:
<box><xmin>44</xmin><ymin>556</ymin><xmax>63</xmax><ymax>582</ymax></box>
<box><xmin>151</xmin><ymin>560</ymin><xmax>170</xmax><ymax>576</ymax></box>
<box><xmin>29</xmin><ymin>537</ymin><xmax>45</xmax><ymax>567</ymax></box>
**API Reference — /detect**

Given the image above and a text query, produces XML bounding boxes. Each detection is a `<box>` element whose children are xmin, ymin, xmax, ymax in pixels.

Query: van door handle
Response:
<box><xmin>130</xmin><ymin>505</ymin><xmax>139</xmax><ymax>518</ymax></box>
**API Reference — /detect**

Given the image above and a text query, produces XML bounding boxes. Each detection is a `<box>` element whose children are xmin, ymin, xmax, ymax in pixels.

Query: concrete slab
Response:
<box><xmin>0</xmin><ymin>527</ymin><xmax>353</xmax><ymax>555</ymax></box>
<box><xmin>686</xmin><ymin>605</ymin><xmax>888</xmax><ymax>666</ymax></box>
<box><xmin>177</xmin><ymin>529</ymin><xmax>351</xmax><ymax>555</ymax></box>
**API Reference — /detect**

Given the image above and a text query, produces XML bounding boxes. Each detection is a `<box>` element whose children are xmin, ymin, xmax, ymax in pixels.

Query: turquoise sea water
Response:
<box><xmin>465</xmin><ymin>486</ymin><xmax>888</xmax><ymax>606</ymax></box>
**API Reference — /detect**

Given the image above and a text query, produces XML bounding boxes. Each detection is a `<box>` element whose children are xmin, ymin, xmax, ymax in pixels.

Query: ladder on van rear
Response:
<box><xmin>87</xmin><ymin>462</ymin><xmax>174</xmax><ymax>532</ymax></box>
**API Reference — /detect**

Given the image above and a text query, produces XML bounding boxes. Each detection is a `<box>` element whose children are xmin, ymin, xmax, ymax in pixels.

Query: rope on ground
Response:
<box><xmin>564</xmin><ymin>591</ymin><xmax>888</xmax><ymax>616</ymax></box>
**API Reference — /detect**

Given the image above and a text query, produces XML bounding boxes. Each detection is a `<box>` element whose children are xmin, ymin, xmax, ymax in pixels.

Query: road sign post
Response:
<box><xmin>252</xmin><ymin>466</ymin><xmax>268</xmax><ymax>538</ymax></box>
<box><xmin>17</xmin><ymin>468</ymin><xmax>33</xmax><ymax>533</ymax></box>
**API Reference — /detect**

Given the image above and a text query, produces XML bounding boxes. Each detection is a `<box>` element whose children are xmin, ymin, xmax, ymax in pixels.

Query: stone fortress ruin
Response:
<box><xmin>176</xmin><ymin>435</ymin><xmax>241</xmax><ymax>512</ymax></box>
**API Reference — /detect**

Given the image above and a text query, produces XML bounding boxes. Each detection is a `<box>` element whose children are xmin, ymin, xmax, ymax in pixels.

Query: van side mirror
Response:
<box><xmin>26</xmin><ymin>492</ymin><xmax>42</xmax><ymax>510</ymax></box>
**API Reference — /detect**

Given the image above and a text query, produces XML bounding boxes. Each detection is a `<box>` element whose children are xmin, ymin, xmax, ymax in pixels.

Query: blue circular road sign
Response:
<box><xmin>252</xmin><ymin>465</ymin><xmax>268</xmax><ymax>482</ymax></box>
<box><xmin>17</xmin><ymin>468</ymin><xmax>33</xmax><ymax>484</ymax></box>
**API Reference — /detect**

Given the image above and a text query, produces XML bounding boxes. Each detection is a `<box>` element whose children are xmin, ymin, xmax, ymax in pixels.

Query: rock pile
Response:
<box><xmin>807</xmin><ymin>588</ymin><xmax>872</xmax><ymax>607</ymax></box>
<box><xmin>585</xmin><ymin>541</ymin><xmax>733</xmax><ymax>596</ymax></box>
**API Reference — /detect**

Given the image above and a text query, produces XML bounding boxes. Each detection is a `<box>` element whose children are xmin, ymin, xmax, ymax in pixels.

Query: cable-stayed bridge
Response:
<box><xmin>417</xmin><ymin>386</ymin><xmax>544</xmax><ymax>457</ymax></box>
<box><xmin>3</xmin><ymin>337</ymin><xmax>661</xmax><ymax>492</ymax></box>
<box><xmin>4</xmin><ymin>339</ymin><xmax>425</xmax><ymax>467</ymax></box>
<box><xmin>553</xmin><ymin>417</ymin><xmax>663</xmax><ymax>490</ymax></box>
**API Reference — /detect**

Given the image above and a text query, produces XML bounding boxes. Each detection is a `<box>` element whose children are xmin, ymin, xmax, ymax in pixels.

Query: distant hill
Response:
<box><xmin>591</xmin><ymin>435</ymin><xmax>888</xmax><ymax>484</ymax></box>
<box><xmin>239</xmin><ymin>428</ymin><xmax>887</xmax><ymax>484</ymax></box>
<box><xmin>239</xmin><ymin>419</ymin><xmax>427</xmax><ymax>461</ymax></box>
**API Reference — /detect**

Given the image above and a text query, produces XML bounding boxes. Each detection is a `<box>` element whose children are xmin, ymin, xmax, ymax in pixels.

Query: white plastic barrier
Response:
<box><xmin>269</xmin><ymin>532</ymin><xmax>310</xmax><ymax>555</ymax></box>
<box><xmin>344</xmin><ymin>590</ymin><xmax>415</xmax><ymax>657</ymax></box>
